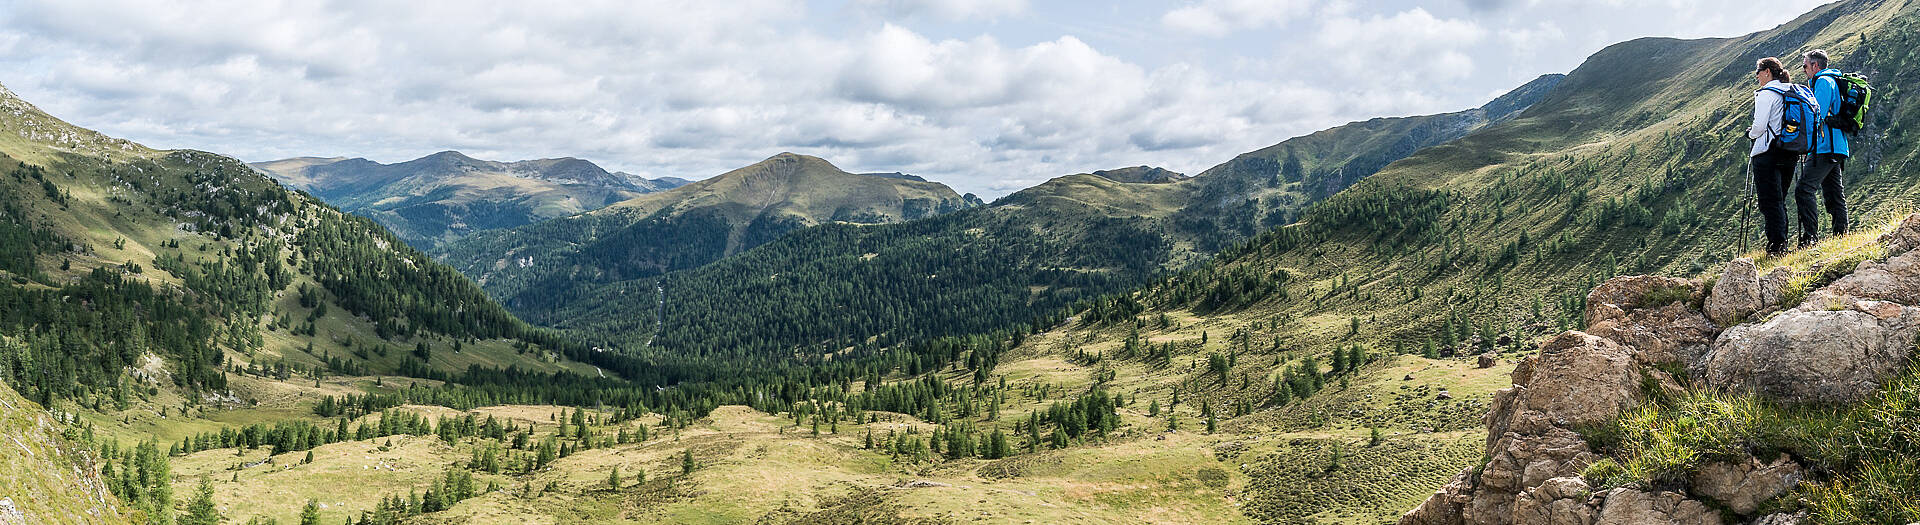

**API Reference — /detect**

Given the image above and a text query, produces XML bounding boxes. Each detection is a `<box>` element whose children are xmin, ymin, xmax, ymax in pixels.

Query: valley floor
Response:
<box><xmin>113</xmin><ymin>310</ymin><xmax>1519</xmax><ymax>524</ymax></box>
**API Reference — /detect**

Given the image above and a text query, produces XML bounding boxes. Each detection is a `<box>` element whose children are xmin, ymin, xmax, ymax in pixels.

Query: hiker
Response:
<box><xmin>1798</xmin><ymin>49</ymin><xmax>1850</xmax><ymax>247</ymax></box>
<box><xmin>1748</xmin><ymin>57</ymin><xmax>1800</xmax><ymax>256</ymax></box>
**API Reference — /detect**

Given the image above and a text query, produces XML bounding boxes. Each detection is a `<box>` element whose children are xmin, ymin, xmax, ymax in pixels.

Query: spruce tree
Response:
<box><xmin>299</xmin><ymin>499</ymin><xmax>321</xmax><ymax>525</ymax></box>
<box><xmin>181</xmin><ymin>477</ymin><xmax>222</xmax><ymax>525</ymax></box>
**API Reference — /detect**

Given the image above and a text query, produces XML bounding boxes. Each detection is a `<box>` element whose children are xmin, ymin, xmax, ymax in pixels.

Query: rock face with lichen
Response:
<box><xmin>1400</xmin><ymin>213</ymin><xmax>1920</xmax><ymax>525</ymax></box>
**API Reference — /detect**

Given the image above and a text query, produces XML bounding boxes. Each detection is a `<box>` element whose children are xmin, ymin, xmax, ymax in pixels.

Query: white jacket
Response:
<box><xmin>1748</xmin><ymin>80</ymin><xmax>1791</xmax><ymax>157</ymax></box>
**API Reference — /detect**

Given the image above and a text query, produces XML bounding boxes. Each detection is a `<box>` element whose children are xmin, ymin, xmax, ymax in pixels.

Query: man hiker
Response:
<box><xmin>1748</xmin><ymin>57</ymin><xmax>1800</xmax><ymax>256</ymax></box>
<box><xmin>1799</xmin><ymin>49</ymin><xmax>1849</xmax><ymax>247</ymax></box>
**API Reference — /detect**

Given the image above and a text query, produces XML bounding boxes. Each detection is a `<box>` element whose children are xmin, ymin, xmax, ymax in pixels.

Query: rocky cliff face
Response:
<box><xmin>1399</xmin><ymin>214</ymin><xmax>1920</xmax><ymax>525</ymax></box>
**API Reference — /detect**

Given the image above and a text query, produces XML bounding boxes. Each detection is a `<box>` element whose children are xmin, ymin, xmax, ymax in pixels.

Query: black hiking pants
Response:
<box><xmin>1752</xmin><ymin>149</ymin><xmax>1797</xmax><ymax>253</ymax></box>
<box><xmin>1796</xmin><ymin>153</ymin><xmax>1848</xmax><ymax>244</ymax></box>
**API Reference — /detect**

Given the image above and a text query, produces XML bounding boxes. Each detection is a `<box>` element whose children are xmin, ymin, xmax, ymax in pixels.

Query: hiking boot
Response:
<box><xmin>1798</xmin><ymin>235</ymin><xmax>1818</xmax><ymax>250</ymax></box>
<box><xmin>1766</xmin><ymin>242</ymin><xmax>1788</xmax><ymax>257</ymax></box>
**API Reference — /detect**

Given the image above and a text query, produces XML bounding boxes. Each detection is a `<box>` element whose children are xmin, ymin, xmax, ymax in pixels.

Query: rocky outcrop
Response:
<box><xmin>1696</xmin><ymin>237</ymin><xmax>1920</xmax><ymax>406</ymax></box>
<box><xmin>1403</xmin><ymin>214</ymin><xmax>1920</xmax><ymax>525</ymax></box>
<box><xmin>1587</xmin><ymin>302</ymin><xmax>1716</xmax><ymax>367</ymax></box>
<box><xmin>1584</xmin><ymin>276</ymin><xmax>1718</xmax><ymax>366</ymax></box>
<box><xmin>1705</xmin><ymin>258</ymin><xmax>1763</xmax><ymax>326</ymax></box>
<box><xmin>1485</xmin><ymin>333</ymin><xmax>1645</xmax><ymax>440</ymax></box>
<box><xmin>1401</xmin><ymin>332</ymin><xmax>1644</xmax><ymax>525</ymax></box>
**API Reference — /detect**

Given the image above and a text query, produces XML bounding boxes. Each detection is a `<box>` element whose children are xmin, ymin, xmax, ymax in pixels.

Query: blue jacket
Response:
<box><xmin>1811</xmin><ymin>68</ymin><xmax>1850</xmax><ymax>157</ymax></box>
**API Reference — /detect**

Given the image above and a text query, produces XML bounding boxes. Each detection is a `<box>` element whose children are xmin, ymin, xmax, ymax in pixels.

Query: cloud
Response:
<box><xmin>0</xmin><ymin>0</ymin><xmax>1838</xmax><ymax>197</ymax></box>
<box><xmin>853</xmin><ymin>0</ymin><xmax>1028</xmax><ymax>21</ymax></box>
<box><xmin>1162</xmin><ymin>0</ymin><xmax>1314</xmax><ymax>37</ymax></box>
<box><xmin>1314</xmin><ymin>8</ymin><xmax>1487</xmax><ymax>84</ymax></box>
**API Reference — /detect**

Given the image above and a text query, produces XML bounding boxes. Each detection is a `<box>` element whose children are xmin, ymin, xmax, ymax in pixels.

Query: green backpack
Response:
<box><xmin>1817</xmin><ymin>71</ymin><xmax>1873</xmax><ymax>133</ymax></box>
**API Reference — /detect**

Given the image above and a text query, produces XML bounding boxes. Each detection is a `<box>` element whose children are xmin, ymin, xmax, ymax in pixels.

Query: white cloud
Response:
<box><xmin>853</xmin><ymin>0</ymin><xmax>1028</xmax><ymax>21</ymax></box>
<box><xmin>0</xmin><ymin>0</ymin><xmax>1840</xmax><ymax>197</ymax></box>
<box><xmin>1315</xmin><ymin>8</ymin><xmax>1487</xmax><ymax>84</ymax></box>
<box><xmin>1162</xmin><ymin>0</ymin><xmax>1315</xmax><ymax>37</ymax></box>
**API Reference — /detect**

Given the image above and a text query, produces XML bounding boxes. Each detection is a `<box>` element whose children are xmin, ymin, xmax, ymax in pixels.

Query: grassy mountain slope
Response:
<box><xmin>993</xmin><ymin>0</ymin><xmax>1920</xmax><ymax>520</ymax></box>
<box><xmin>0</xmin><ymin>79</ymin><xmax>617</xmax><ymax>412</ymax></box>
<box><xmin>252</xmin><ymin>152</ymin><xmax>686</xmax><ymax>249</ymax></box>
<box><xmin>501</xmin><ymin>73</ymin><xmax>1566</xmax><ymax>364</ymax></box>
<box><xmin>1155</xmin><ymin>0</ymin><xmax>1920</xmax><ymax>351</ymax></box>
<box><xmin>0</xmin><ymin>379</ymin><xmax>129</xmax><ymax>525</ymax></box>
<box><xmin>1172</xmin><ymin>73</ymin><xmax>1564</xmax><ymax>251</ymax></box>
<box><xmin>435</xmin><ymin>152</ymin><xmax>980</xmax><ymax>308</ymax></box>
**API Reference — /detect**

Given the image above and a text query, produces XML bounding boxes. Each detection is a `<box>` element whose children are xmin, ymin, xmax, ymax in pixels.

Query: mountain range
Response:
<box><xmin>425</xmin><ymin>71</ymin><xmax>1565</xmax><ymax>360</ymax></box>
<box><xmin>5</xmin><ymin>0</ymin><xmax>1919</xmax><ymax>522</ymax></box>
<box><xmin>250</xmin><ymin>151</ymin><xmax>691</xmax><ymax>249</ymax></box>
<box><xmin>433</xmin><ymin>152</ymin><xmax>982</xmax><ymax>307</ymax></box>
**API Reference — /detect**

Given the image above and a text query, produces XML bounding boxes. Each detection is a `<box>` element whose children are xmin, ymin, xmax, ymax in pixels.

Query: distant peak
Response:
<box><xmin>426</xmin><ymin>150</ymin><xmax>475</xmax><ymax>161</ymax></box>
<box><xmin>859</xmin><ymin>172</ymin><xmax>928</xmax><ymax>182</ymax></box>
<box><xmin>1090</xmin><ymin>166</ymin><xmax>1187</xmax><ymax>184</ymax></box>
<box><xmin>763</xmin><ymin>152</ymin><xmax>825</xmax><ymax>164</ymax></box>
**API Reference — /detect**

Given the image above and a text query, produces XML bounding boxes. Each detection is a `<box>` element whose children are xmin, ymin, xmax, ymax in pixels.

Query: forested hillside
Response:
<box><xmin>252</xmin><ymin>152</ymin><xmax>685</xmax><ymax>249</ymax></box>
<box><xmin>0</xmin><ymin>81</ymin><xmax>625</xmax><ymax>408</ymax></box>
<box><xmin>435</xmin><ymin>152</ymin><xmax>980</xmax><ymax>307</ymax></box>
<box><xmin>1123</xmin><ymin>0</ymin><xmax>1920</xmax><ymax>354</ymax></box>
<box><xmin>493</xmin><ymin>73</ymin><xmax>1567</xmax><ymax>366</ymax></box>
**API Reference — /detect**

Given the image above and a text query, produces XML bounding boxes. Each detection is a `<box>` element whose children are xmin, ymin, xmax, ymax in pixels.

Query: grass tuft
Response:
<box><xmin>1582</xmin><ymin>364</ymin><xmax>1920</xmax><ymax>522</ymax></box>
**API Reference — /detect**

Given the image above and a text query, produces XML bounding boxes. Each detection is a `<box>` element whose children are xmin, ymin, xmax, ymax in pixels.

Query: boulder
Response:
<box><xmin>1592</xmin><ymin>488</ymin><xmax>1722</xmax><ymax>525</ymax></box>
<box><xmin>1586</xmin><ymin>302</ymin><xmax>1718</xmax><ymax>367</ymax></box>
<box><xmin>1759</xmin><ymin>267</ymin><xmax>1793</xmax><ymax>312</ymax></box>
<box><xmin>1705</xmin><ymin>258</ymin><xmax>1763</xmax><ymax>326</ymax></box>
<box><xmin>1688</xmin><ymin>455</ymin><xmax>1803</xmax><ymax>515</ymax></box>
<box><xmin>1486</xmin><ymin>333</ymin><xmax>1644</xmax><ymax>440</ymax></box>
<box><xmin>1404</xmin><ymin>332</ymin><xmax>1640</xmax><ymax>525</ymax></box>
<box><xmin>1511</xmin><ymin>477</ymin><xmax>1596</xmax><ymax>525</ymax></box>
<box><xmin>1814</xmin><ymin>249</ymin><xmax>1920</xmax><ymax>306</ymax></box>
<box><xmin>1585</xmin><ymin>275</ymin><xmax>1699</xmax><ymax>328</ymax></box>
<box><xmin>1699</xmin><ymin>300</ymin><xmax>1920</xmax><ymax>405</ymax></box>
<box><xmin>1478</xmin><ymin>354</ymin><xmax>1497</xmax><ymax>369</ymax></box>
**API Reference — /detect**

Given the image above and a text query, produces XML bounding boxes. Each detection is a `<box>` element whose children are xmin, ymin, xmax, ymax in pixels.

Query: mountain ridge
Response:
<box><xmin>434</xmin><ymin>151</ymin><xmax>981</xmax><ymax>307</ymax></box>
<box><xmin>251</xmin><ymin>151</ymin><xmax>689</xmax><ymax>249</ymax></box>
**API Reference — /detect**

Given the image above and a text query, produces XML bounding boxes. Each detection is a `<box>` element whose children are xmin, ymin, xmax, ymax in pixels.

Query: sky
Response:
<box><xmin>0</xmin><ymin>0</ymin><xmax>1833</xmax><ymax>197</ymax></box>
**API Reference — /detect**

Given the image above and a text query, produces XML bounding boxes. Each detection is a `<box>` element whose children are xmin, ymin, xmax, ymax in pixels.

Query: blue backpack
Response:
<box><xmin>1761</xmin><ymin>84</ymin><xmax>1821</xmax><ymax>154</ymax></box>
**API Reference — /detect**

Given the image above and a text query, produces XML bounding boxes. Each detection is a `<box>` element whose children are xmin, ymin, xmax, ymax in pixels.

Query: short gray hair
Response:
<box><xmin>1803</xmin><ymin>49</ymin><xmax>1829</xmax><ymax>69</ymax></box>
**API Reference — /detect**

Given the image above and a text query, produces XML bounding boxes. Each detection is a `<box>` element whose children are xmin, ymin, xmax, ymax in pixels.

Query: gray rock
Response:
<box><xmin>1512</xmin><ymin>477</ymin><xmax>1596</xmax><ymax>525</ymax></box>
<box><xmin>1587</xmin><ymin>302</ymin><xmax>1718</xmax><ymax>367</ymax></box>
<box><xmin>1760</xmin><ymin>266</ymin><xmax>1794</xmax><ymax>311</ymax></box>
<box><xmin>1699</xmin><ymin>302</ymin><xmax>1920</xmax><ymax>405</ymax></box>
<box><xmin>1689</xmin><ymin>455</ymin><xmax>1802</xmax><ymax>515</ymax></box>
<box><xmin>1815</xmin><ymin>250</ymin><xmax>1920</xmax><ymax>306</ymax></box>
<box><xmin>1750</xmin><ymin>511</ymin><xmax>1809</xmax><ymax>525</ymax></box>
<box><xmin>1705</xmin><ymin>258</ymin><xmax>1763</xmax><ymax>326</ymax></box>
<box><xmin>1585</xmin><ymin>275</ymin><xmax>1700</xmax><ymax>328</ymax></box>
<box><xmin>1487</xmin><ymin>333</ymin><xmax>1645</xmax><ymax>440</ymax></box>
<box><xmin>1593</xmin><ymin>488</ymin><xmax>1722</xmax><ymax>525</ymax></box>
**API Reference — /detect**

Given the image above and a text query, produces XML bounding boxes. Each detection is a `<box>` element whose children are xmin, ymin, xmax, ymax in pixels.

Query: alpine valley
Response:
<box><xmin>2</xmin><ymin>1</ymin><xmax>1920</xmax><ymax>524</ymax></box>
